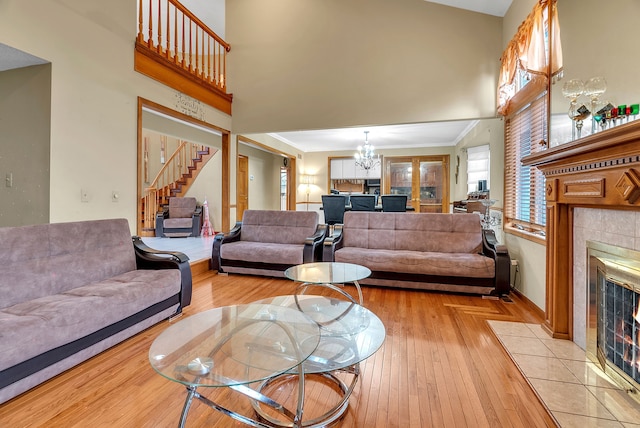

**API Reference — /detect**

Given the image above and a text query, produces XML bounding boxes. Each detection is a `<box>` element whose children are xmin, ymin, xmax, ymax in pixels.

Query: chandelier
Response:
<box><xmin>354</xmin><ymin>131</ymin><xmax>380</xmax><ymax>171</ymax></box>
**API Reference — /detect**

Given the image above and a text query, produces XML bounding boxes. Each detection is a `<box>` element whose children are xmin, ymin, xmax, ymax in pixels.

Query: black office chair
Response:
<box><xmin>349</xmin><ymin>194</ymin><xmax>377</xmax><ymax>211</ymax></box>
<box><xmin>381</xmin><ymin>195</ymin><xmax>408</xmax><ymax>212</ymax></box>
<box><xmin>321</xmin><ymin>194</ymin><xmax>348</xmax><ymax>234</ymax></box>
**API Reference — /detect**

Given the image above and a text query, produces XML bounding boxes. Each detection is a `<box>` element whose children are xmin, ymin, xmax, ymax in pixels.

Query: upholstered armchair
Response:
<box><xmin>155</xmin><ymin>197</ymin><xmax>203</xmax><ymax>237</ymax></box>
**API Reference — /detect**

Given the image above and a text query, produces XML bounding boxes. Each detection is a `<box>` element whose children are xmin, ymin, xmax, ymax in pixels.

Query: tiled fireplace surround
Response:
<box><xmin>572</xmin><ymin>208</ymin><xmax>640</xmax><ymax>350</ymax></box>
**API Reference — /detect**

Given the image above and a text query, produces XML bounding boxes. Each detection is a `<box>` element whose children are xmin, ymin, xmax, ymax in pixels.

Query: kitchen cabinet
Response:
<box><xmin>329</xmin><ymin>157</ymin><xmax>382</xmax><ymax>180</ymax></box>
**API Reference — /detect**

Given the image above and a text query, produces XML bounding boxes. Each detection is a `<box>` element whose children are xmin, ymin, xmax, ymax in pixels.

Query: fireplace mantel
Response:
<box><xmin>522</xmin><ymin>120</ymin><xmax>640</xmax><ymax>339</ymax></box>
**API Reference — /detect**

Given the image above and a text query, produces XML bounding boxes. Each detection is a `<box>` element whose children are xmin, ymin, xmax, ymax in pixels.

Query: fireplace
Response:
<box><xmin>522</xmin><ymin>119</ymin><xmax>640</xmax><ymax>341</ymax></box>
<box><xmin>587</xmin><ymin>241</ymin><xmax>640</xmax><ymax>401</ymax></box>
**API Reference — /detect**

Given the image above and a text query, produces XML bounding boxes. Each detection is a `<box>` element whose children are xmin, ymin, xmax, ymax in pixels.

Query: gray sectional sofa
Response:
<box><xmin>323</xmin><ymin>212</ymin><xmax>510</xmax><ymax>295</ymax></box>
<box><xmin>0</xmin><ymin>218</ymin><xmax>192</xmax><ymax>404</ymax></box>
<box><xmin>211</xmin><ymin>210</ymin><xmax>325</xmax><ymax>277</ymax></box>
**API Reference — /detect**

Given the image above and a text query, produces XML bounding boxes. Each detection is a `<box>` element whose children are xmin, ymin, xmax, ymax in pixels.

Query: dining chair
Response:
<box><xmin>321</xmin><ymin>195</ymin><xmax>348</xmax><ymax>229</ymax></box>
<box><xmin>381</xmin><ymin>195</ymin><xmax>408</xmax><ymax>212</ymax></box>
<box><xmin>349</xmin><ymin>194</ymin><xmax>377</xmax><ymax>211</ymax></box>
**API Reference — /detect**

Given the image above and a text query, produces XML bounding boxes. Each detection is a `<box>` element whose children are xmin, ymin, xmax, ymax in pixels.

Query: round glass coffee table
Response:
<box><xmin>284</xmin><ymin>262</ymin><xmax>371</xmax><ymax>305</ymax></box>
<box><xmin>149</xmin><ymin>303</ymin><xmax>321</xmax><ymax>428</ymax></box>
<box><xmin>252</xmin><ymin>294</ymin><xmax>385</xmax><ymax>427</ymax></box>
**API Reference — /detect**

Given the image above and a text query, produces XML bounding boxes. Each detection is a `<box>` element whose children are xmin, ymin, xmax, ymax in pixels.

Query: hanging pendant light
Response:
<box><xmin>354</xmin><ymin>131</ymin><xmax>380</xmax><ymax>171</ymax></box>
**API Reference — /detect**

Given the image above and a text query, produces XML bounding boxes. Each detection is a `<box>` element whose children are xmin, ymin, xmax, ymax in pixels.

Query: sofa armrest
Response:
<box><xmin>322</xmin><ymin>224</ymin><xmax>344</xmax><ymax>262</ymax></box>
<box><xmin>192</xmin><ymin>206</ymin><xmax>203</xmax><ymax>237</ymax></box>
<box><xmin>482</xmin><ymin>229</ymin><xmax>511</xmax><ymax>296</ymax></box>
<box><xmin>155</xmin><ymin>208</ymin><xmax>169</xmax><ymax>236</ymax></box>
<box><xmin>132</xmin><ymin>236</ymin><xmax>192</xmax><ymax>310</ymax></box>
<box><xmin>303</xmin><ymin>224</ymin><xmax>327</xmax><ymax>263</ymax></box>
<box><xmin>211</xmin><ymin>222</ymin><xmax>242</xmax><ymax>271</ymax></box>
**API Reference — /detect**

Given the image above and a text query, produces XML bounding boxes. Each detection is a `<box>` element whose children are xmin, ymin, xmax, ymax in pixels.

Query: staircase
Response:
<box><xmin>140</xmin><ymin>142</ymin><xmax>215</xmax><ymax>235</ymax></box>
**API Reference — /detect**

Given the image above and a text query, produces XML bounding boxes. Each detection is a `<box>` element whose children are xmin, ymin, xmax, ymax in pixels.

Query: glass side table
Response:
<box><xmin>149</xmin><ymin>303</ymin><xmax>320</xmax><ymax>428</ymax></box>
<box><xmin>284</xmin><ymin>262</ymin><xmax>371</xmax><ymax>305</ymax></box>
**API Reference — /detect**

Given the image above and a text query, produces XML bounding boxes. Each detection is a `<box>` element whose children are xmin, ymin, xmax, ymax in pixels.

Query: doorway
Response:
<box><xmin>280</xmin><ymin>166</ymin><xmax>290</xmax><ymax>210</ymax></box>
<box><xmin>237</xmin><ymin>136</ymin><xmax>296</xmax><ymax>212</ymax></box>
<box><xmin>237</xmin><ymin>155</ymin><xmax>249</xmax><ymax>221</ymax></box>
<box><xmin>137</xmin><ymin>98</ymin><xmax>231</xmax><ymax>235</ymax></box>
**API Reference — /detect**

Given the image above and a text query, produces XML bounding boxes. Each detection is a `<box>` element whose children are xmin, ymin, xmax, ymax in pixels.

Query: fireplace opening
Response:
<box><xmin>588</xmin><ymin>241</ymin><xmax>640</xmax><ymax>403</ymax></box>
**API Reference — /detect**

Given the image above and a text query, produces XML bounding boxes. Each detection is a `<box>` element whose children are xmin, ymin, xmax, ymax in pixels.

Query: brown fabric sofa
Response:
<box><xmin>0</xmin><ymin>218</ymin><xmax>192</xmax><ymax>404</ymax></box>
<box><xmin>323</xmin><ymin>212</ymin><xmax>510</xmax><ymax>295</ymax></box>
<box><xmin>211</xmin><ymin>210</ymin><xmax>325</xmax><ymax>277</ymax></box>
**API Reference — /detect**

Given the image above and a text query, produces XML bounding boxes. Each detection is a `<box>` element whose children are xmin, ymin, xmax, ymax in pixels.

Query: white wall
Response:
<box><xmin>0</xmin><ymin>0</ymin><xmax>232</xmax><ymax>232</ymax></box>
<box><xmin>550</xmin><ymin>0</ymin><xmax>640</xmax><ymax>144</ymax></box>
<box><xmin>226</xmin><ymin>0</ymin><xmax>503</xmax><ymax>134</ymax></box>
<box><xmin>0</xmin><ymin>64</ymin><xmax>51</xmax><ymax>226</ymax></box>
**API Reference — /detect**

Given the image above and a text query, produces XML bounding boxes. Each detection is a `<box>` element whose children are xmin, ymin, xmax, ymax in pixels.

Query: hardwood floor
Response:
<box><xmin>0</xmin><ymin>272</ymin><xmax>557</xmax><ymax>427</ymax></box>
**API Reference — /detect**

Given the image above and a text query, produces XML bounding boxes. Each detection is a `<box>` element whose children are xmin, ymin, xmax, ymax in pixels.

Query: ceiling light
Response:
<box><xmin>354</xmin><ymin>131</ymin><xmax>380</xmax><ymax>172</ymax></box>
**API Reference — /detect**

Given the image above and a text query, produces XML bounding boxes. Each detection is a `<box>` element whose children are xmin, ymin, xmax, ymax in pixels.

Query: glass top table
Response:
<box><xmin>254</xmin><ymin>295</ymin><xmax>385</xmax><ymax>373</ymax></box>
<box><xmin>250</xmin><ymin>294</ymin><xmax>385</xmax><ymax>427</ymax></box>
<box><xmin>284</xmin><ymin>262</ymin><xmax>371</xmax><ymax>305</ymax></box>
<box><xmin>149</xmin><ymin>303</ymin><xmax>321</xmax><ymax>427</ymax></box>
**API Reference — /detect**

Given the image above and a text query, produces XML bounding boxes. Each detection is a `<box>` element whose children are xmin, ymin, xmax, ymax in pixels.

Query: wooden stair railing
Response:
<box><xmin>141</xmin><ymin>141</ymin><xmax>215</xmax><ymax>232</ymax></box>
<box><xmin>136</xmin><ymin>0</ymin><xmax>230</xmax><ymax>94</ymax></box>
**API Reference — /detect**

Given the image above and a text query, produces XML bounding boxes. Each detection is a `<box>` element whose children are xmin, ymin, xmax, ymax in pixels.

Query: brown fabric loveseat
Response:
<box><xmin>211</xmin><ymin>210</ymin><xmax>325</xmax><ymax>277</ymax></box>
<box><xmin>323</xmin><ymin>212</ymin><xmax>510</xmax><ymax>295</ymax></box>
<box><xmin>0</xmin><ymin>218</ymin><xmax>192</xmax><ymax>404</ymax></box>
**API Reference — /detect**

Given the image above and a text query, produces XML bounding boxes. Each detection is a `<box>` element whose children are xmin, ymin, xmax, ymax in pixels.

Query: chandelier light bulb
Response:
<box><xmin>354</xmin><ymin>131</ymin><xmax>380</xmax><ymax>172</ymax></box>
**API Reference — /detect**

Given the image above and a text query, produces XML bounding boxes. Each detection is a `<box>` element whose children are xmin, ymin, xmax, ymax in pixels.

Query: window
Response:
<box><xmin>504</xmin><ymin>93</ymin><xmax>547</xmax><ymax>233</ymax></box>
<box><xmin>498</xmin><ymin>0</ymin><xmax>562</xmax><ymax>240</ymax></box>
<box><xmin>466</xmin><ymin>145</ymin><xmax>490</xmax><ymax>194</ymax></box>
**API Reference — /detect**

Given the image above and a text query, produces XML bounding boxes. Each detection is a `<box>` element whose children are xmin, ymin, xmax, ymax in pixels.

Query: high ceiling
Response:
<box><xmin>423</xmin><ymin>0</ymin><xmax>513</xmax><ymax>17</ymax></box>
<box><xmin>269</xmin><ymin>0</ymin><xmax>512</xmax><ymax>153</ymax></box>
<box><xmin>0</xmin><ymin>43</ymin><xmax>48</xmax><ymax>72</ymax></box>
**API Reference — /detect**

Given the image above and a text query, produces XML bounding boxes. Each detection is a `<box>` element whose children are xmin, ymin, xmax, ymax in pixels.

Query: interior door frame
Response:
<box><xmin>136</xmin><ymin>97</ymin><xmax>231</xmax><ymax>234</ymax></box>
<box><xmin>236</xmin><ymin>135</ymin><xmax>296</xmax><ymax>211</ymax></box>
<box><xmin>383</xmin><ymin>155</ymin><xmax>450</xmax><ymax>212</ymax></box>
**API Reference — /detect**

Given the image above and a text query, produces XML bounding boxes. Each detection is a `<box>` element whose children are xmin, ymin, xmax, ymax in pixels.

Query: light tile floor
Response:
<box><xmin>488</xmin><ymin>321</ymin><xmax>640</xmax><ymax>428</ymax></box>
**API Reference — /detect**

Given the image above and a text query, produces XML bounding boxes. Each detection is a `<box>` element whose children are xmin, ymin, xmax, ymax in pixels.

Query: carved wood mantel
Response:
<box><xmin>522</xmin><ymin>120</ymin><xmax>640</xmax><ymax>339</ymax></box>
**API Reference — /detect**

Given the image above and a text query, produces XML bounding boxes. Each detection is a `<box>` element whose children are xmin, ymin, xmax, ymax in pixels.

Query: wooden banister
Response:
<box><xmin>137</xmin><ymin>0</ymin><xmax>229</xmax><ymax>91</ymax></box>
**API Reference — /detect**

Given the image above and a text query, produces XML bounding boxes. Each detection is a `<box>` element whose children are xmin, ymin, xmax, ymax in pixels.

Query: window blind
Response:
<box><xmin>504</xmin><ymin>92</ymin><xmax>547</xmax><ymax>230</ymax></box>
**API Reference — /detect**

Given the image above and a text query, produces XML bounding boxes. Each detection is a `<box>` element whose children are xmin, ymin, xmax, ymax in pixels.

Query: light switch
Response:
<box><xmin>5</xmin><ymin>173</ymin><xmax>12</xmax><ymax>188</ymax></box>
<box><xmin>112</xmin><ymin>191</ymin><xmax>120</xmax><ymax>202</ymax></box>
<box><xmin>81</xmin><ymin>189</ymin><xmax>89</xmax><ymax>202</ymax></box>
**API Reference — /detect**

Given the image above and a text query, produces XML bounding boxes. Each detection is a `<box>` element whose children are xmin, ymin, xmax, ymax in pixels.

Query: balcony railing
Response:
<box><xmin>136</xmin><ymin>0</ymin><xmax>230</xmax><ymax>93</ymax></box>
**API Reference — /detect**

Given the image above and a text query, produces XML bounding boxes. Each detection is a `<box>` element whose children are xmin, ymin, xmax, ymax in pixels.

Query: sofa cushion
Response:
<box><xmin>334</xmin><ymin>247</ymin><xmax>495</xmax><ymax>278</ymax></box>
<box><xmin>221</xmin><ymin>241</ymin><xmax>306</xmax><ymax>265</ymax></box>
<box><xmin>0</xmin><ymin>219</ymin><xmax>137</xmax><ymax>310</ymax></box>
<box><xmin>342</xmin><ymin>212</ymin><xmax>483</xmax><ymax>254</ymax></box>
<box><xmin>163</xmin><ymin>218</ymin><xmax>194</xmax><ymax>228</ymax></box>
<box><xmin>239</xmin><ymin>210</ymin><xmax>319</xmax><ymax>245</ymax></box>
<box><xmin>0</xmin><ymin>269</ymin><xmax>181</xmax><ymax>371</ymax></box>
<box><xmin>168</xmin><ymin>197</ymin><xmax>197</xmax><ymax>218</ymax></box>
